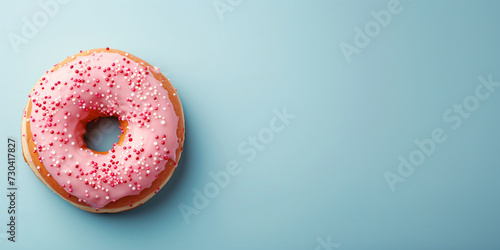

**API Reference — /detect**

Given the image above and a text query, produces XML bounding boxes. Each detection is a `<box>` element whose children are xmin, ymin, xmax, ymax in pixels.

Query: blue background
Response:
<box><xmin>1</xmin><ymin>0</ymin><xmax>500</xmax><ymax>249</ymax></box>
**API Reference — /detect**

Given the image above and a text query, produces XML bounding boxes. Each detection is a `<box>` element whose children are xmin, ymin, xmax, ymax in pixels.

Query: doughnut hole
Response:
<box><xmin>83</xmin><ymin>116</ymin><xmax>126</xmax><ymax>153</ymax></box>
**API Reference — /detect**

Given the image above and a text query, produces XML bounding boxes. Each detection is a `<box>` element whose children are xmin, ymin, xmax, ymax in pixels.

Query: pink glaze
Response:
<box><xmin>28</xmin><ymin>51</ymin><xmax>180</xmax><ymax>208</ymax></box>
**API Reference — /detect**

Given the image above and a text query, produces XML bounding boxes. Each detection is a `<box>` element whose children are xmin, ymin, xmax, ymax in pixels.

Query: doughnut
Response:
<box><xmin>21</xmin><ymin>48</ymin><xmax>185</xmax><ymax>213</ymax></box>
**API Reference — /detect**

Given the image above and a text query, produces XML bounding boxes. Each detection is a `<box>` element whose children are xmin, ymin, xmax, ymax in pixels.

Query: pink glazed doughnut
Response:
<box><xmin>21</xmin><ymin>48</ymin><xmax>185</xmax><ymax>213</ymax></box>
